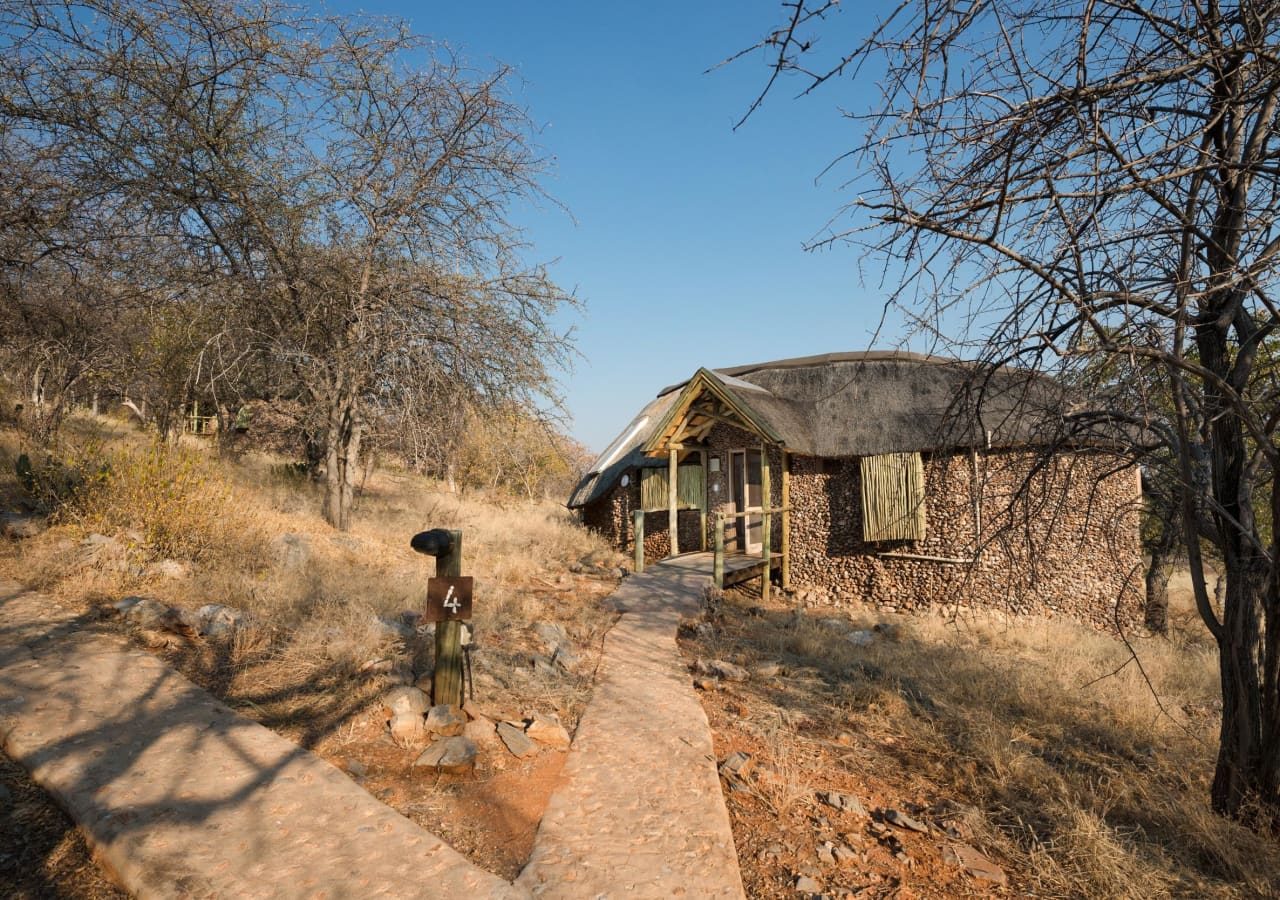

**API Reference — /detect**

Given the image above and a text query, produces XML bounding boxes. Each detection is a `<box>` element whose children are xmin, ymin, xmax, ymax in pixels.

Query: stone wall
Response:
<box><xmin>579</xmin><ymin>432</ymin><xmax>1142</xmax><ymax>630</ymax></box>
<box><xmin>579</xmin><ymin>474</ymin><xmax>702</xmax><ymax>566</ymax></box>
<box><xmin>787</xmin><ymin>448</ymin><xmax>1143</xmax><ymax>629</ymax></box>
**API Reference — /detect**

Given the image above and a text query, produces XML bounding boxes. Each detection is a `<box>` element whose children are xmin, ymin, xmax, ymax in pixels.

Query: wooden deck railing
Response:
<box><xmin>713</xmin><ymin>506</ymin><xmax>791</xmax><ymax>597</ymax></box>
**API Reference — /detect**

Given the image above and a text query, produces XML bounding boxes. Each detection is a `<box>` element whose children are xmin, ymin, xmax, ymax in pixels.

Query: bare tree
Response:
<box><xmin>734</xmin><ymin>1</ymin><xmax>1280</xmax><ymax>824</ymax></box>
<box><xmin>0</xmin><ymin>1</ymin><xmax>575</xmax><ymax>529</ymax></box>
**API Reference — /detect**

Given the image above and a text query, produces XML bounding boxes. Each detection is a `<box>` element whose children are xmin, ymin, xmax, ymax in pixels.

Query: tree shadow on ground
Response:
<box><xmin>0</xmin><ymin>585</ymin><xmax>527</xmax><ymax>893</ymax></box>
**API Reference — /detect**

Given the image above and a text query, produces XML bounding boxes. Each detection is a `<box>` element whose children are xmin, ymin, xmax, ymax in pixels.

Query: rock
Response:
<box><xmin>414</xmin><ymin>736</ymin><xmax>477</xmax><ymax>774</ymax></box>
<box><xmin>463</xmin><ymin>717</ymin><xmax>500</xmax><ymax>747</ymax></box>
<box><xmin>846</xmin><ymin>630</ymin><xmax>875</xmax><ymax>646</ymax></box>
<box><xmin>793</xmin><ymin>874</ymin><xmax>821</xmax><ymax>894</ymax></box>
<box><xmin>833</xmin><ymin>844</ymin><xmax>859</xmax><ymax>865</ymax></box>
<box><xmin>145</xmin><ymin>559</ymin><xmax>189</xmax><ymax>580</ymax></box>
<box><xmin>195</xmin><ymin>604</ymin><xmax>250</xmax><ymax>638</ymax></box>
<box><xmin>694</xmin><ymin>658</ymin><xmax>749</xmax><ymax>682</ymax></box>
<box><xmin>371</xmin><ymin>615</ymin><xmax>414</xmax><ymax>642</ymax></box>
<box><xmin>533</xmin><ymin>622</ymin><xmax>580</xmax><ymax>671</ymax></box>
<box><xmin>424</xmin><ymin>704</ymin><xmax>466</xmax><ymax>737</ymax></box>
<box><xmin>497</xmin><ymin>721</ymin><xmax>537</xmax><ymax>758</ymax></box>
<box><xmin>719</xmin><ymin>751</ymin><xmax>754</xmax><ymax>779</ymax></box>
<box><xmin>384</xmin><ymin>686</ymin><xmax>430</xmax><ymax>718</ymax></box>
<box><xmin>525</xmin><ymin>712</ymin><xmax>571</xmax><ymax>750</ymax></box>
<box><xmin>818</xmin><ymin>791</ymin><xmax>867</xmax><ymax>817</ymax></box>
<box><xmin>884</xmin><ymin>809</ymin><xmax>929</xmax><ymax>833</ymax></box>
<box><xmin>271</xmin><ymin>532</ymin><xmax>310</xmax><ymax>568</ymax></box>
<box><xmin>1</xmin><ymin>512</ymin><xmax>45</xmax><ymax>539</ymax></box>
<box><xmin>943</xmin><ymin>843</ymin><xmax>1007</xmax><ymax>885</ymax></box>
<box><xmin>344</xmin><ymin>759</ymin><xmax>368</xmax><ymax>777</ymax></box>
<box><xmin>752</xmin><ymin>661</ymin><xmax>784</xmax><ymax>678</ymax></box>
<box><xmin>816</xmin><ymin>842</ymin><xmax>836</xmax><ymax>865</ymax></box>
<box><xmin>111</xmin><ymin>596</ymin><xmax>143</xmax><ymax>615</ymax></box>
<box><xmin>122</xmin><ymin>596</ymin><xmax>177</xmax><ymax>629</ymax></box>
<box><xmin>389</xmin><ymin>712</ymin><xmax>427</xmax><ymax>748</ymax></box>
<box><xmin>530</xmin><ymin>654</ymin><xmax>559</xmax><ymax>677</ymax></box>
<box><xmin>533</xmin><ymin>621</ymin><xmax>569</xmax><ymax>648</ymax></box>
<box><xmin>461</xmin><ymin>699</ymin><xmax>488</xmax><ymax>721</ymax></box>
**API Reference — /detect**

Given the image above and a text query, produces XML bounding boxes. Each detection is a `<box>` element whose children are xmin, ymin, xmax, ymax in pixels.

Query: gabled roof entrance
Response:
<box><xmin>640</xmin><ymin>368</ymin><xmax>782</xmax><ymax>455</ymax></box>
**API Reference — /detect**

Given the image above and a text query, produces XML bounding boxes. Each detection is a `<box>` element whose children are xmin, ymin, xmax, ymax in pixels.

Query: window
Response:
<box><xmin>859</xmin><ymin>452</ymin><xmax>926</xmax><ymax>541</ymax></box>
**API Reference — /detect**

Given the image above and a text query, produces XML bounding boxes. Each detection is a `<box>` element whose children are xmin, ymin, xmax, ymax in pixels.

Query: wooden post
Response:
<box><xmin>714</xmin><ymin>513</ymin><xmax>725</xmax><ymax>589</ymax></box>
<box><xmin>781</xmin><ymin>451</ymin><xmax>791</xmax><ymax>591</ymax></box>
<box><xmin>633</xmin><ymin>507</ymin><xmax>645</xmax><ymax>574</ymax></box>
<box><xmin>760</xmin><ymin>442</ymin><xmax>771</xmax><ymax>602</ymax></box>
<box><xmin>433</xmin><ymin>529</ymin><xmax>465</xmax><ymax>708</ymax></box>
<box><xmin>699</xmin><ymin>449</ymin><xmax>708</xmax><ymax>551</ymax></box>
<box><xmin>668</xmin><ymin>447</ymin><xmax>679</xmax><ymax>556</ymax></box>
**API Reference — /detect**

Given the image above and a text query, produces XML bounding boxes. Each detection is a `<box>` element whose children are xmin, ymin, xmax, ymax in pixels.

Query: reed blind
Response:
<box><xmin>859</xmin><ymin>452</ymin><xmax>926</xmax><ymax>541</ymax></box>
<box><xmin>640</xmin><ymin>463</ymin><xmax>706</xmax><ymax>512</ymax></box>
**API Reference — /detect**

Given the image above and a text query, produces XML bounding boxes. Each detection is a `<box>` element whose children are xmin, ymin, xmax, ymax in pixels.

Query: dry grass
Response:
<box><xmin>687</xmin><ymin>581</ymin><xmax>1279</xmax><ymax>899</ymax></box>
<box><xmin>0</xmin><ymin>414</ymin><xmax>620</xmax><ymax>733</ymax></box>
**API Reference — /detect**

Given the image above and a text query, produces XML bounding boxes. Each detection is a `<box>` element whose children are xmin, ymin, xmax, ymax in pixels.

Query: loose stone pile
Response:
<box><xmin>377</xmin><ymin>685</ymin><xmax>573</xmax><ymax>775</ymax></box>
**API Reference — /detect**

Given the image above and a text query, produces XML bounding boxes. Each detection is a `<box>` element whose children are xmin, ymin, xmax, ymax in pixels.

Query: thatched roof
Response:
<box><xmin>568</xmin><ymin>351</ymin><xmax>1065</xmax><ymax>509</ymax></box>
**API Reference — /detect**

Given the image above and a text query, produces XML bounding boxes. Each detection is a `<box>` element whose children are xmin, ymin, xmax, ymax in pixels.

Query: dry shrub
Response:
<box><xmin>62</xmin><ymin>441</ymin><xmax>234</xmax><ymax>560</ymax></box>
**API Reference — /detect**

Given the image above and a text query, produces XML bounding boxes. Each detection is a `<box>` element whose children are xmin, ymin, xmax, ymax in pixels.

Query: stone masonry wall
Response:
<box><xmin>580</xmin><ymin>474</ymin><xmax>702</xmax><ymax>566</ymax></box>
<box><xmin>787</xmin><ymin>448</ymin><xmax>1143</xmax><ymax>629</ymax></box>
<box><xmin>580</xmin><ymin>431</ymin><xmax>1142</xmax><ymax>630</ymax></box>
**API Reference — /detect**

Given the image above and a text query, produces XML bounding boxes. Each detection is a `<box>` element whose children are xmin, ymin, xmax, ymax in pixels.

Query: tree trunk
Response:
<box><xmin>1144</xmin><ymin>552</ymin><xmax>1174</xmax><ymax>635</ymax></box>
<box><xmin>322</xmin><ymin>388</ymin><xmax>361</xmax><ymax>531</ymax></box>
<box><xmin>1211</xmin><ymin>560</ymin><xmax>1278</xmax><ymax>822</ymax></box>
<box><xmin>1144</xmin><ymin>514</ymin><xmax>1180</xmax><ymax>635</ymax></box>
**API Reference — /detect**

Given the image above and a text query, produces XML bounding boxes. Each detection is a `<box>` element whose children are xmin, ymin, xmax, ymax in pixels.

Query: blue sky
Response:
<box><xmin>328</xmin><ymin>2</ymin><xmax>903</xmax><ymax>452</ymax></box>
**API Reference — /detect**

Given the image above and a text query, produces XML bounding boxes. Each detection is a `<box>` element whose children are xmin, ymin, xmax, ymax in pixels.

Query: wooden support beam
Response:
<box><xmin>781</xmin><ymin>451</ymin><xmax>791</xmax><ymax>591</ymax></box>
<box><xmin>760</xmin><ymin>442</ymin><xmax>771</xmax><ymax>602</ymax></box>
<box><xmin>633</xmin><ymin>507</ymin><xmax>645</xmax><ymax>573</ymax></box>
<box><xmin>699</xmin><ymin>449</ymin><xmax>708</xmax><ymax>551</ymax></box>
<box><xmin>714</xmin><ymin>514</ymin><xmax>725</xmax><ymax>589</ymax></box>
<box><xmin>668</xmin><ymin>447</ymin><xmax>679</xmax><ymax>556</ymax></box>
<box><xmin>686</xmin><ymin>407</ymin><xmax>751</xmax><ymax>432</ymax></box>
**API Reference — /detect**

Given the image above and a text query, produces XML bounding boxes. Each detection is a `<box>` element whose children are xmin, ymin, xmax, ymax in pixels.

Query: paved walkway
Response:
<box><xmin>517</xmin><ymin>562</ymin><xmax>745</xmax><ymax>898</ymax></box>
<box><xmin>0</xmin><ymin>583</ymin><xmax>520</xmax><ymax>899</ymax></box>
<box><xmin>0</xmin><ymin>563</ymin><xmax>744</xmax><ymax>899</ymax></box>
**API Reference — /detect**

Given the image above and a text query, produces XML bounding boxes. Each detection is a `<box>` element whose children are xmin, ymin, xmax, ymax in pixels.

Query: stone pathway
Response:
<box><xmin>0</xmin><ymin>584</ymin><xmax>520</xmax><ymax>899</ymax></box>
<box><xmin>0</xmin><ymin>562</ymin><xmax>744</xmax><ymax>899</ymax></box>
<box><xmin>517</xmin><ymin>561</ymin><xmax>745</xmax><ymax>898</ymax></box>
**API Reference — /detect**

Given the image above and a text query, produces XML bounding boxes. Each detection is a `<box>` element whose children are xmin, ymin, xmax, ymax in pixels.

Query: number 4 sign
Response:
<box><xmin>425</xmin><ymin>576</ymin><xmax>474</xmax><ymax>623</ymax></box>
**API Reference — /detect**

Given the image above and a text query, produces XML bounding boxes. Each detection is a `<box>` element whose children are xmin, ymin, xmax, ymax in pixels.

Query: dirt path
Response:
<box><xmin>0</xmin><ymin>564</ymin><xmax>744</xmax><ymax>898</ymax></box>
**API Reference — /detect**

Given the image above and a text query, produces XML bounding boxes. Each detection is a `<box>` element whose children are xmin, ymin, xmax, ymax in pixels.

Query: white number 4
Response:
<box><xmin>443</xmin><ymin>586</ymin><xmax>461</xmax><ymax>613</ymax></box>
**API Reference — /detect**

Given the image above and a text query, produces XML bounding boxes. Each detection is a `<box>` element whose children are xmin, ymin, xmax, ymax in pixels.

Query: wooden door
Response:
<box><xmin>730</xmin><ymin>449</ymin><xmax>763</xmax><ymax>553</ymax></box>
